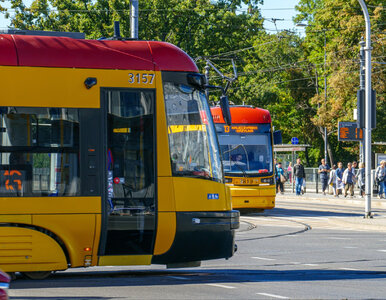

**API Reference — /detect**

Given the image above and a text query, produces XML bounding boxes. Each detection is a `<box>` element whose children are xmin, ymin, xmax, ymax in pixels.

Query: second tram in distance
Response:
<box><xmin>211</xmin><ymin>105</ymin><xmax>276</xmax><ymax>212</ymax></box>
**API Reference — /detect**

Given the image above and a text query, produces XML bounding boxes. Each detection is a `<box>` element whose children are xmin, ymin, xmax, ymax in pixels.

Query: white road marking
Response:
<box><xmin>167</xmin><ymin>276</ymin><xmax>189</xmax><ymax>280</ymax></box>
<box><xmin>344</xmin><ymin>246</ymin><xmax>358</xmax><ymax>249</ymax></box>
<box><xmin>339</xmin><ymin>267</ymin><xmax>360</xmax><ymax>271</ymax></box>
<box><xmin>206</xmin><ymin>283</ymin><xmax>235</xmax><ymax>289</ymax></box>
<box><xmin>377</xmin><ymin>250</ymin><xmax>386</xmax><ymax>252</ymax></box>
<box><xmin>290</xmin><ymin>262</ymin><xmax>301</xmax><ymax>264</ymax></box>
<box><xmin>302</xmin><ymin>263</ymin><xmax>319</xmax><ymax>266</ymax></box>
<box><xmin>252</xmin><ymin>257</ymin><xmax>276</xmax><ymax>261</ymax></box>
<box><xmin>328</xmin><ymin>237</ymin><xmax>351</xmax><ymax>240</ymax></box>
<box><xmin>257</xmin><ymin>292</ymin><xmax>289</xmax><ymax>299</ymax></box>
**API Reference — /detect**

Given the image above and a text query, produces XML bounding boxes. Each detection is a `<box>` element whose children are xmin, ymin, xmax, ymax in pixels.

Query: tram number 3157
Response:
<box><xmin>128</xmin><ymin>73</ymin><xmax>155</xmax><ymax>85</ymax></box>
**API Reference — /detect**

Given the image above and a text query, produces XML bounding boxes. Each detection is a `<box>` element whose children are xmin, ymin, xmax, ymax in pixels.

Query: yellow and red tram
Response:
<box><xmin>0</xmin><ymin>31</ymin><xmax>238</xmax><ymax>278</ymax></box>
<box><xmin>211</xmin><ymin>105</ymin><xmax>275</xmax><ymax>212</ymax></box>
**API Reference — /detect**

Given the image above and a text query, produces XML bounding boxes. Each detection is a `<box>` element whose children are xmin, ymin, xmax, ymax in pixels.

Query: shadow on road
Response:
<box><xmin>10</xmin><ymin>268</ymin><xmax>386</xmax><ymax>291</ymax></box>
<box><xmin>251</xmin><ymin>207</ymin><xmax>363</xmax><ymax>218</ymax></box>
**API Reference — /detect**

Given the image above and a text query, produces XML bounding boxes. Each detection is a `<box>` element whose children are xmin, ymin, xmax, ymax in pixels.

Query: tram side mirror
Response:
<box><xmin>273</xmin><ymin>130</ymin><xmax>282</xmax><ymax>145</ymax></box>
<box><xmin>220</xmin><ymin>95</ymin><xmax>232</xmax><ymax>126</ymax></box>
<box><xmin>187</xmin><ymin>74</ymin><xmax>205</xmax><ymax>89</ymax></box>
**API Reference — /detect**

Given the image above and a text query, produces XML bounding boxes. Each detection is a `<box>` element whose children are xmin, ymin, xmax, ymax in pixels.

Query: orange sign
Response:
<box><xmin>3</xmin><ymin>170</ymin><xmax>22</xmax><ymax>191</ymax></box>
<box><xmin>338</xmin><ymin>122</ymin><xmax>363</xmax><ymax>141</ymax></box>
<box><xmin>230</xmin><ymin>125</ymin><xmax>258</xmax><ymax>133</ymax></box>
<box><xmin>340</xmin><ymin>127</ymin><xmax>349</xmax><ymax>139</ymax></box>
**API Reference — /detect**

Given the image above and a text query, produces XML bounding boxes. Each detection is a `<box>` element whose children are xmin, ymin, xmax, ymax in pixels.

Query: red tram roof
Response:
<box><xmin>0</xmin><ymin>34</ymin><xmax>198</xmax><ymax>72</ymax></box>
<box><xmin>211</xmin><ymin>106</ymin><xmax>271</xmax><ymax>124</ymax></box>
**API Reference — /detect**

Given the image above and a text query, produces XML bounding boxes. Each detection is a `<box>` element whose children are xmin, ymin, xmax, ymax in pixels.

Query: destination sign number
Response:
<box><xmin>338</xmin><ymin>122</ymin><xmax>363</xmax><ymax>141</ymax></box>
<box><xmin>128</xmin><ymin>73</ymin><xmax>155</xmax><ymax>85</ymax></box>
<box><xmin>0</xmin><ymin>169</ymin><xmax>25</xmax><ymax>195</ymax></box>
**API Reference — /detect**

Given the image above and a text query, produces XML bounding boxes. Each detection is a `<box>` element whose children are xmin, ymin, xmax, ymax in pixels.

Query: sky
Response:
<box><xmin>0</xmin><ymin>0</ymin><xmax>302</xmax><ymax>33</ymax></box>
<box><xmin>259</xmin><ymin>0</ymin><xmax>301</xmax><ymax>33</ymax></box>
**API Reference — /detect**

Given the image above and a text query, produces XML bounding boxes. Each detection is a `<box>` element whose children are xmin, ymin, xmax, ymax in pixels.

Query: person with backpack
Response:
<box><xmin>293</xmin><ymin>158</ymin><xmax>305</xmax><ymax>196</ymax></box>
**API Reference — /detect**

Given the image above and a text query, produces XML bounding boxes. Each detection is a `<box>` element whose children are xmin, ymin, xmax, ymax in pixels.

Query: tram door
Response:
<box><xmin>101</xmin><ymin>88</ymin><xmax>156</xmax><ymax>255</ymax></box>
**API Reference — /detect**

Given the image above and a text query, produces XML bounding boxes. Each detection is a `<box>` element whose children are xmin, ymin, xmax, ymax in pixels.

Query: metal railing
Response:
<box><xmin>282</xmin><ymin>168</ymin><xmax>379</xmax><ymax>195</ymax></box>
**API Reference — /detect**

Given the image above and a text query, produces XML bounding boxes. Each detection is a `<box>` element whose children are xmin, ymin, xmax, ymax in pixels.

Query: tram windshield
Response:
<box><xmin>163</xmin><ymin>75</ymin><xmax>222</xmax><ymax>182</ymax></box>
<box><xmin>216</xmin><ymin>124</ymin><xmax>273</xmax><ymax>176</ymax></box>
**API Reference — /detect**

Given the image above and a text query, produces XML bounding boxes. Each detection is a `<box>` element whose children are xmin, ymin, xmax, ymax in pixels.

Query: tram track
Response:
<box><xmin>236</xmin><ymin>216</ymin><xmax>312</xmax><ymax>241</ymax></box>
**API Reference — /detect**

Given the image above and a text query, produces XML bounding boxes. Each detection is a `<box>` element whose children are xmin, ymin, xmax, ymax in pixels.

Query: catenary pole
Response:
<box><xmin>359</xmin><ymin>38</ymin><xmax>365</xmax><ymax>163</ymax></box>
<box><xmin>323</xmin><ymin>31</ymin><xmax>328</xmax><ymax>165</ymax></box>
<box><xmin>357</xmin><ymin>0</ymin><xmax>372</xmax><ymax>218</ymax></box>
<box><xmin>131</xmin><ymin>0</ymin><xmax>139</xmax><ymax>39</ymax></box>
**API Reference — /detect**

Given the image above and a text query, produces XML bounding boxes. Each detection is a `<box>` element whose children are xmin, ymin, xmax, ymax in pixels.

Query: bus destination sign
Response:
<box><xmin>338</xmin><ymin>122</ymin><xmax>363</xmax><ymax>141</ymax></box>
<box><xmin>224</xmin><ymin>125</ymin><xmax>258</xmax><ymax>134</ymax></box>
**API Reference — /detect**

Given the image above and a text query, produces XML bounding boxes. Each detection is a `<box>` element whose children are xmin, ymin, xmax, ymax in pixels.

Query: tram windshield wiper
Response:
<box><xmin>229</xmin><ymin>156</ymin><xmax>247</xmax><ymax>178</ymax></box>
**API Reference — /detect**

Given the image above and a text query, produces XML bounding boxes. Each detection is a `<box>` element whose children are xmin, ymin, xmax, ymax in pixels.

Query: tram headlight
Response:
<box><xmin>261</xmin><ymin>177</ymin><xmax>274</xmax><ymax>185</ymax></box>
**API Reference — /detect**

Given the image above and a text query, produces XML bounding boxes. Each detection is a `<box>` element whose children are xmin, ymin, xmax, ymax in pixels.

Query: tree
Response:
<box><xmin>295</xmin><ymin>0</ymin><xmax>386</xmax><ymax>164</ymax></box>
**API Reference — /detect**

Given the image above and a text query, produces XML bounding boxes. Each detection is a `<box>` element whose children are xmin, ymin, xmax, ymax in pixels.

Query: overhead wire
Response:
<box><xmin>228</xmin><ymin>66</ymin><xmax>384</xmax><ymax>93</ymax></box>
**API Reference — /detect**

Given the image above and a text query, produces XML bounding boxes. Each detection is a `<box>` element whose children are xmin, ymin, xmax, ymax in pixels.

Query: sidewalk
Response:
<box><xmin>276</xmin><ymin>192</ymin><xmax>386</xmax><ymax>232</ymax></box>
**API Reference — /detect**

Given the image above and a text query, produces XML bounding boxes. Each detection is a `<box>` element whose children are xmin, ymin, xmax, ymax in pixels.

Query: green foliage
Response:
<box><xmin>296</xmin><ymin>0</ymin><xmax>386</xmax><ymax>163</ymax></box>
<box><xmin>33</xmin><ymin>153</ymin><xmax>50</xmax><ymax>168</ymax></box>
<box><xmin>2</xmin><ymin>0</ymin><xmax>384</xmax><ymax>167</ymax></box>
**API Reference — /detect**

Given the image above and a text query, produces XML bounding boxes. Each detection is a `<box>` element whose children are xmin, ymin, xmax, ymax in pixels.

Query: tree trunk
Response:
<box><xmin>317</xmin><ymin>126</ymin><xmax>334</xmax><ymax>166</ymax></box>
<box><xmin>327</xmin><ymin>137</ymin><xmax>334</xmax><ymax>167</ymax></box>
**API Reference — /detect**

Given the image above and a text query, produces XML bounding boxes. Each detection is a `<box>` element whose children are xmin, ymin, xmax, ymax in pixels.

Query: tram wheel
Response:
<box><xmin>21</xmin><ymin>271</ymin><xmax>52</xmax><ymax>280</ymax></box>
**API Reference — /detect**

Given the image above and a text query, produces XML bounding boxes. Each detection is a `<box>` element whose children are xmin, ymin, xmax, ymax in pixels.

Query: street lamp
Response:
<box><xmin>296</xmin><ymin>23</ymin><xmax>329</xmax><ymax>165</ymax></box>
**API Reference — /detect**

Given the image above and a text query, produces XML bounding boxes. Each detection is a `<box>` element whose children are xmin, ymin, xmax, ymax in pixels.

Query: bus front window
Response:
<box><xmin>217</xmin><ymin>124</ymin><xmax>273</xmax><ymax>176</ymax></box>
<box><xmin>163</xmin><ymin>78</ymin><xmax>222</xmax><ymax>182</ymax></box>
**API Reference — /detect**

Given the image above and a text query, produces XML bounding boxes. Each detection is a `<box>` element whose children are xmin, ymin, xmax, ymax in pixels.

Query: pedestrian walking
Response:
<box><xmin>318</xmin><ymin>158</ymin><xmax>330</xmax><ymax>195</ymax></box>
<box><xmin>328</xmin><ymin>164</ymin><xmax>337</xmax><ymax>197</ymax></box>
<box><xmin>352</xmin><ymin>160</ymin><xmax>359</xmax><ymax>192</ymax></box>
<box><xmin>352</xmin><ymin>161</ymin><xmax>358</xmax><ymax>176</ymax></box>
<box><xmin>336</xmin><ymin>162</ymin><xmax>344</xmax><ymax>196</ymax></box>
<box><xmin>275</xmin><ymin>162</ymin><xmax>285</xmax><ymax>194</ymax></box>
<box><xmin>293</xmin><ymin>158</ymin><xmax>305</xmax><ymax>196</ymax></box>
<box><xmin>287</xmin><ymin>162</ymin><xmax>293</xmax><ymax>183</ymax></box>
<box><xmin>356</xmin><ymin>162</ymin><xmax>365</xmax><ymax>198</ymax></box>
<box><xmin>375</xmin><ymin>160</ymin><xmax>386</xmax><ymax>199</ymax></box>
<box><xmin>343</xmin><ymin>162</ymin><xmax>356</xmax><ymax>198</ymax></box>
<box><xmin>274</xmin><ymin>158</ymin><xmax>278</xmax><ymax>179</ymax></box>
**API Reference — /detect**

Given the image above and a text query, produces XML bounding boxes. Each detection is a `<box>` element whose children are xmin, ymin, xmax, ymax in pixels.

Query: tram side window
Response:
<box><xmin>0</xmin><ymin>107</ymin><xmax>80</xmax><ymax>197</ymax></box>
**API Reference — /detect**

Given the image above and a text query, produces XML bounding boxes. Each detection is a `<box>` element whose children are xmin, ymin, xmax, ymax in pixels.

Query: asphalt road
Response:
<box><xmin>9</xmin><ymin>200</ymin><xmax>386</xmax><ymax>299</ymax></box>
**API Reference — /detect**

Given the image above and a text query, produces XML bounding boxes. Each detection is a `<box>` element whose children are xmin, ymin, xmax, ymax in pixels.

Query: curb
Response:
<box><xmin>328</xmin><ymin>217</ymin><xmax>386</xmax><ymax>232</ymax></box>
<box><xmin>276</xmin><ymin>194</ymin><xmax>386</xmax><ymax>209</ymax></box>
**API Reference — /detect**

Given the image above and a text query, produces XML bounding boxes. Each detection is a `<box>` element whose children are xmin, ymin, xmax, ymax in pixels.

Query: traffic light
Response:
<box><xmin>356</xmin><ymin>89</ymin><xmax>376</xmax><ymax>129</ymax></box>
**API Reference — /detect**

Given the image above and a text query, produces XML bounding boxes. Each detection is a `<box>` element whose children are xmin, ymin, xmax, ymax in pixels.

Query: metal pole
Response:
<box><xmin>205</xmin><ymin>63</ymin><xmax>210</xmax><ymax>99</ymax></box>
<box><xmin>357</xmin><ymin>0</ymin><xmax>372</xmax><ymax>218</ymax></box>
<box><xmin>359</xmin><ymin>38</ymin><xmax>365</xmax><ymax>163</ymax></box>
<box><xmin>323</xmin><ymin>31</ymin><xmax>328</xmax><ymax>165</ymax></box>
<box><xmin>131</xmin><ymin>0</ymin><xmax>139</xmax><ymax>39</ymax></box>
